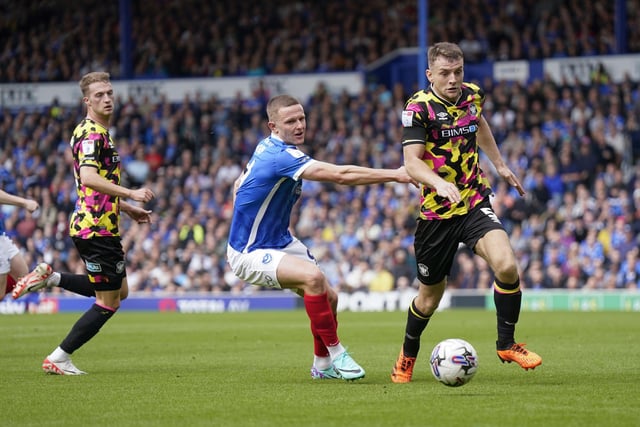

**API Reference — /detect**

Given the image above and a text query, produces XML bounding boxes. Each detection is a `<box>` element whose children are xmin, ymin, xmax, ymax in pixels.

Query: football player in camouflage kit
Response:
<box><xmin>391</xmin><ymin>42</ymin><xmax>542</xmax><ymax>383</ymax></box>
<box><xmin>14</xmin><ymin>72</ymin><xmax>154</xmax><ymax>375</ymax></box>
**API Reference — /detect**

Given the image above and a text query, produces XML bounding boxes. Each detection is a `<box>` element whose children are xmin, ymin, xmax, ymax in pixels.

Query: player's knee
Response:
<box><xmin>96</xmin><ymin>295</ymin><xmax>122</xmax><ymax>311</ymax></box>
<box><xmin>415</xmin><ymin>278</ymin><xmax>446</xmax><ymax>315</ymax></box>
<box><xmin>416</xmin><ymin>297</ymin><xmax>440</xmax><ymax>316</ymax></box>
<box><xmin>493</xmin><ymin>261</ymin><xmax>518</xmax><ymax>283</ymax></box>
<box><xmin>96</xmin><ymin>275</ymin><xmax>126</xmax><ymax>306</ymax></box>
<box><xmin>415</xmin><ymin>294</ymin><xmax>441</xmax><ymax>315</ymax></box>
<box><xmin>303</xmin><ymin>267</ymin><xmax>327</xmax><ymax>294</ymax></box>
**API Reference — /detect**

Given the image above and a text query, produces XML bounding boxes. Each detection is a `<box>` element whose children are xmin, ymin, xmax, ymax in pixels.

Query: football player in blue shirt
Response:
<box><xmin>0</xmin><ymin>189</ymin><xmax>39</xmax><ymax>301</ymax></box>
<box><xmin>227</xmin><ymin>94</ymin><xmax>416</xmax><ymax>381</ymax></box>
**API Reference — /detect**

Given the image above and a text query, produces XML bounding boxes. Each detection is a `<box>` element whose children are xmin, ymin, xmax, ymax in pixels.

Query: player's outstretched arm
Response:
<box><xmin>0</xmin><ymin>189</ymin><xmax>39</xmax><ymax>212</ymax></box>
<box><xmin>301</xmin><ymin>161</ymin><xmax>416</xmax><ymax>187</ymax></box>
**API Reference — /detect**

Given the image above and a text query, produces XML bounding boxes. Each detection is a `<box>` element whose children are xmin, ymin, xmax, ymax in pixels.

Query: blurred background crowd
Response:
<box><xmin>1</xmin><ymin>0</ymin><xmax>640</xmax><ymax>295</ymax></box>
<box><xmin>2</xmin><ymin>0</ymin><xmax>639</xmax><ymax>81</ymax></box>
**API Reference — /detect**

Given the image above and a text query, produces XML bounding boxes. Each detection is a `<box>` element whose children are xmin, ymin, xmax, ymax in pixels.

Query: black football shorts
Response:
<box><xmin>72</xmin><ymin>236</ymin><xmax>126</xmax><ymax>291</ymax></box>
<box><xmin>413</xmin><ymin>197</ymin><xmax>505</xmax><ymax>285</ymax></box>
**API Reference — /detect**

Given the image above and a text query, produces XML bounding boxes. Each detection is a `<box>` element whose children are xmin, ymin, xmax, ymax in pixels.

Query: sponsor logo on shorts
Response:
<box><xmin>264</xmin><ymin>275</ymin><xmax>277</xmax><ymax>288</ymax></box>
<box><xmin>86</xmin><ymin>262</ymin><xmax>102</xmax><ymax>273</ymax></box>
<box><xmin>261</xmin><ymin>253</ymin><xmax>272</xmax><ymax>264</ymax></box>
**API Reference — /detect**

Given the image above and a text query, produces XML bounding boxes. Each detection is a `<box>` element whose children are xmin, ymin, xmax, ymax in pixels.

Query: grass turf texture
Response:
<box><xmin>2</xmin><ymin>309</ymin><xmax>639</xmax><ymax>427</ymax></box>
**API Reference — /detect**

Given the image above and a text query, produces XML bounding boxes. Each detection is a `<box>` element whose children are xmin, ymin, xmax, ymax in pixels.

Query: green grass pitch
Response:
<box><xmin>2</xmin><ymin>309</ymin><xmax>639</xmax><ymax>427</ymax></box>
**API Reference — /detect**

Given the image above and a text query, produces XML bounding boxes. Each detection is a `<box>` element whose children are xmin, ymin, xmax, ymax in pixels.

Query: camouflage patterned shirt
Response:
<box><xmin>69</xmin><ymin>118</ymin><xmax>121</xmax><ymax>238</ymax></box>
<box><xmin>401</xmin><ymin>82</ymin><xmax>492</xmax><ymax>220</ymax></box>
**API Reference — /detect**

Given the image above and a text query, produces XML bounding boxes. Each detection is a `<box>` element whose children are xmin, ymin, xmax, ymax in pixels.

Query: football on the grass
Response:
<box><xmin>429</xmin><ymin>338</ymin><xmax>478</xmax><ymax>387</ymax></box>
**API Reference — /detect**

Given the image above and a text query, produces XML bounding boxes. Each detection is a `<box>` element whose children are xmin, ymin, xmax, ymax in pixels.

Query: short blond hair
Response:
<box><xmin>428</xmin><ymin>42</ymin><xmax>464</xmax><ymax>68</ymax></box>
<box><xmin>79</xmin><ymin>71</ymin><xmax>111</xmax><ymax>97</ymax></box>
<box><xmin>266</xmin><ymin>95</ymin><xmax>300</xmax><ymax>122</ymax></box>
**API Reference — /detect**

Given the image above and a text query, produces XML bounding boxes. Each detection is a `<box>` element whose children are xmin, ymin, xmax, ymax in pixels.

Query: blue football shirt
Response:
<box><xmin>228</xmin><ymin>135</ymin><xmax>315</xmax><ymax>253</ymax></box>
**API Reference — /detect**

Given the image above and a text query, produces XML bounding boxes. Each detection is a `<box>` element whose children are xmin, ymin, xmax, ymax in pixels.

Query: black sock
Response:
<box><xmin>60</xmin><ymin>303</ymin><xmax>116</xmax><ymax>354</ymax></box>
<box><xmin>402</xmin><ymin>298</ymin><xmax>431</xmax><ymax>357</ymax></box>
<box><xmin>59</xmin><ymin>273</ymin><xmax>95</xmax><ymax>298</ymax></box>
<box><xmin>493</xmin><ymin>278</ymin><xmax>521</xmax><ymax>349</ymax></box>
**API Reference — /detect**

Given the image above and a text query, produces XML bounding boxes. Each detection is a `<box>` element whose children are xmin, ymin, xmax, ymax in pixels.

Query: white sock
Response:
<box><xmin>46</xmin><ymin>272</ymin><xmax>61</xmax><ymax>287</ymax></box>
<box><xmin>328</xmin><ymin>343</ymin><xmax>346</xmax><ymax>360</ymax></box>
<box><xmin>313</xmin><ymin>356</ymin><xmax>332</xmax><ymax>370</ymax></box>
<box><xmin>48</xmin><ymin>346</ymin><xmax>71</xmax><ymax>362</ymax></box>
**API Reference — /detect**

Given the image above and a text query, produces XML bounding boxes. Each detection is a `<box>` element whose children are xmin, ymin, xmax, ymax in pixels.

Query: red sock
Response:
<box><xmin>310</xmin><ymin>324</ymin><xmax>330</xmax><ymax>357</ymax></box>
<box><xmin>5</xmin><ymin>275</ymin><xmax>16</xmax><ymax>295</ymax></box>
<box><xmin>310</xmin><ymin>307</ymin><xmax>338</xmax><ymax>357</ymax></box>
<box><xmin>304</xmin><ymin>292</ymin><xmax>339</xmax><ymax>348</ymax></box>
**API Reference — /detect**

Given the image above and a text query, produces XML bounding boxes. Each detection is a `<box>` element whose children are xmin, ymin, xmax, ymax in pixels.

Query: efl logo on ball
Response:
<box><xmin>430</xmin><ymin>338</ymin><xmax>478</xmax><ymax>387</ymax></box>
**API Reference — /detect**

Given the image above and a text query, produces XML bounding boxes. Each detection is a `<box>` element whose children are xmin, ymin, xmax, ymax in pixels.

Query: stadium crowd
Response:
<box><xmin>1</xmin><ymin>0</ymin><xmax>640</xmax><ymax>295</ymax></box>
<box><xmin>2</xmin><ymin>69</ymin><xmax>640</xmax><ymax>294</ymax></box>
<box><xmin>1</xmin><ymin>0</ymin><xmax>638</xmax><ymax>82</ymax></box>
